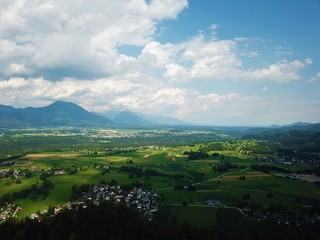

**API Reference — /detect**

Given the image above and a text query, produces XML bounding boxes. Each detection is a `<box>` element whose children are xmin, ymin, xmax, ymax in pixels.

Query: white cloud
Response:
<box><xmin>305</xmin><ymin>58</ymin><xmax>313</xmax><ymax>65</ymax></box>
<box><xmin>5</xmin><ymin>63</ymin><xmax>32</xmax><ymax>75</ymax></box>
<box><xmin>0</xmin><ymin>1</ymin><xmax>311</xmax><ymax>84</ymax></box>
<box><xmin>240</xmin><ymin>59</ymin><xmax>310</xmax><ymax>83</ymax></box>
<box><xmin>137</xmin><ymin>34</ymin><xmax>311</xmax><ymax>84</ymax></box>
<box><xmin>306</xmin><ymin>72</ymin><xmax>320</xmax><ymax>83</ymax></box>
<box><xmin>181</xmin><ymin>34</ymin><xmax>241</xmax><ymax>80</ymax></box>
<box><xmin>139</xmin><ymin>41</ymin><xmax>183</xmax><ymax>69</ymax></box>
<box><xmin>234</xmin><ymin>37</ymin><xmax>249</xmax><ymax>42</ymax></box>
<box><xmin>164</xmin><ymin>63</ymin><xmax>188</xmax><ymax>82</ymax></box>
<box><xmin>0</xmin><ymin>78</ymin><xmax>29</xmax><ymax>89</ymax></box>
<box><xmin>0</xmin><ymin>0</ymin><xmax>188</xmax><ymax>79</ymax></box>
<box><xmin>148</xmin><ymin>0</ymin><xmax>188</xmax><ymax>20</ymax></box>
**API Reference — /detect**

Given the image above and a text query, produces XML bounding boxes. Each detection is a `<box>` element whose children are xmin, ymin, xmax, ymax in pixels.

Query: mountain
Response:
<box><xmin>99</xmin><ymin>109</ymin><xmax>192</xmax><ymax>126</ymax></box>
<box><xmin>0</xmin><ymin>101</ymin><xmax>113</xmax><ymax>128</ymax></box>
<box><xmin>0</xmin><ymin>102</ymin><xmax>192</xmax><ymax>128</ymax></box>
<box><xmin>112</xmin><ymin>110</ymin><xmax>152</xmax><ymax>126</ymax></box>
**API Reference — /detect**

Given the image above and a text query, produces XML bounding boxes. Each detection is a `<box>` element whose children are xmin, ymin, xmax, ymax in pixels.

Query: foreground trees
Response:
<box><xmin>1</xmin><ymin>203</ymin><xmax>320</xmax><ymax>240</ymax></box>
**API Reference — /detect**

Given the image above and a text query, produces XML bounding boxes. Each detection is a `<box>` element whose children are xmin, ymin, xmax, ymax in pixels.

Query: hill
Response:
<box><xmin>281</xmin><ymin>122</ymin><xmax>320</xmax><ymax>132</ymax></box>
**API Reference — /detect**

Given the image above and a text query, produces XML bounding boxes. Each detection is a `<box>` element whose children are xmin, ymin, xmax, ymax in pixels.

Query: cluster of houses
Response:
<box><xmin>83</xmin><ymin>185</ymin><xmax>161</xmax><ymax>221</ymax></box>
<box><xmin>0</xmin><ymin>169</ymin><xmax>25</xmax><ymax>179</ymax></box>
<box><xmin>0</xmin><ymin>204</ymin><xmax>20</xmax><ymax>223</ymax></box>
<box><xmin>90</xmin><ymin>129</ymin><xmax>216</xmax><ymax>140</ymax></box>
<box><xmin>91</xmin><ymin>131</ymin><xmax>142</xmax><ymax>139</ymax></box>
<box><xmin>243</xmin><ymin>207</ymin><xmax>320</xmax><ymax>226</ymax></box>
<box><xmin>257</xmin><ymin>156</ymin><xmax>320</xmax><ymax>168</ymax></box>
<box><xmin>0</xmin><ymin>166</ymin><xmax>68</xmax><ymax>180</ymax></box>
<box><xmin>54</xmin><ymin>170</ymin><xmax>66</xmax><ymax>175</ymax></box>
<box><xmin>29</xmin><ymin>204</ymin><xmax>69</xmax><ymax>222</ymax></box>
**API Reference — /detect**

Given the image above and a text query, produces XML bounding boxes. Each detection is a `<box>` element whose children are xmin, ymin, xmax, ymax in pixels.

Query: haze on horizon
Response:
<box><xmin>0</xmin><ymin>0</ymin><xmax>319</xmax><ymax>126</ymax></box>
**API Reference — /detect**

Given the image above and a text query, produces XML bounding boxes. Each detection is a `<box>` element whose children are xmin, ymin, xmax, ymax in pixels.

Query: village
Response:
<box><xmin>242</xmin><ymin>206</ymin><xmax>320</xmax><ymax>226</ymax></box>
<box><xmin>83</xmin><ymin>184</ymin><xmax>161</xmax><ymax>221</ymax></box>
<box><xmin>25</xmin><ymin>184</ymin><xmax>162</xmax><ymax>223</ymax></box>
<box><xmin>257</xmin><ymin>155</ymin><xmax>320</xmax><ymax>168</ymax></box>
<box><xmin>0</xmin><ymin>204</ymin><xmax>21</xmax><ymax>224</ymax></box>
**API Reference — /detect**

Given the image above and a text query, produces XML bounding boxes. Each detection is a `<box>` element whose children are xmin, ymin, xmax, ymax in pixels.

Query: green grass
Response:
<box><xmin>0</xmin><ymin>177</ymin><xmax>40</xmax><ymax>196</ymax></box>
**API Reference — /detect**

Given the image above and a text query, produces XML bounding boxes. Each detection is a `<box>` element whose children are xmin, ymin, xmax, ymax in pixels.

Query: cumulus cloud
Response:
<box><xmin>0</xmin><ymin>0</ymin><xmax>311</xmax><ymax>83</ymax></box>
<box><xmin>0</xmin><ymin>0</ymin><xmax>188</xmax><ymax>79</ymax></box>
<box><xmin>240</xmin><ymin>59</ymin><xmax>311</xmax><ymax>83</ymax></box>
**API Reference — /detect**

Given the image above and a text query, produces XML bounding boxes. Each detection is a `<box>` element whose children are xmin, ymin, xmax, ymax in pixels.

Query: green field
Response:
<box><xmin>1</xmin><ymin>139</ymin><xmax>320</xmax><ymax>225</ymax></box>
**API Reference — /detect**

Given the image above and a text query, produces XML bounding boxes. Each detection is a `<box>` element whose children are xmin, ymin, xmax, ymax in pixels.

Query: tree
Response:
<box><xmin>267</xmin><ymin>192</ymin><xmax>273</xmax><ymax>198</ymax></box>
<box><xmin>242</xmin><ymin>193</ymin><xmax>250</xmax><ymax>201</ymax></box>
<box><xmin>1</xmin><ymin>193</ymin><xmax>14</xmax><ymax>203</ymax></box>
<box><xmin>47</xmin><ymin>205</ymin><xmax>55</xmax><ymax>216</ymax></box>
<box><xmin>15</xmin><ymin>178</ymin><xmax>22</xmax><ymax>184</ymax></box>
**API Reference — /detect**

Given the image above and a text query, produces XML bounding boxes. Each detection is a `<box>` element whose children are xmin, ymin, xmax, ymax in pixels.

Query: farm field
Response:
<box><xmin>1</xmin><ymin>137</ymin><xmax>320</xmax><ymax>228</ymax></box>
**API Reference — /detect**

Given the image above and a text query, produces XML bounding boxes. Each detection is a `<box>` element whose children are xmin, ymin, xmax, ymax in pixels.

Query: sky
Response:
<box><xmin>0</xmin><ymin>0</ymin><xmax>319</xmax><ymax>126</ymax></box>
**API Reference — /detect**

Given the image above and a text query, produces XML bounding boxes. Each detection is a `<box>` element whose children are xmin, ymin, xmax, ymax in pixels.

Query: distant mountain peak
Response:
<box><xmin>98</xmin><ymin>108</ymin><xmax>192</xmax><ymax>127</ymax></box>
<box><xmin>0</xmin><ymin>101</ymin><xmax>113</xmax><ymax>128</ymax></box>
<box><xmin>48</xmin><ymin>101</ymin><xmax>83</xmax><ymax>109</ymax></box>
<box><xmin>112</xmin><ymin>110</ymin><xmax>152</xmax><ymax>126</ymax></box>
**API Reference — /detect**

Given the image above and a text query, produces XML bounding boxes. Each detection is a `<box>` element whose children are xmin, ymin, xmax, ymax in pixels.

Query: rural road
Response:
<box><xmin>162</xmin><ymin>203</ymin><xmax>247</xmax><ymax>216</ymax></box>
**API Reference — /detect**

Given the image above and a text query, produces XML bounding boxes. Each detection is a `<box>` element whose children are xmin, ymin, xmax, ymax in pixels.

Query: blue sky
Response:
<box><xmin>0</xmin><ymin>0</ymin><xmax>319</xmax><ymax>125</ymax></box>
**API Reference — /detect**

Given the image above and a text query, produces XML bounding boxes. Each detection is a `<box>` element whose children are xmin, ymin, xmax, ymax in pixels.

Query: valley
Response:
<box><xmin>1</xmin><ymin>126</ymin><xmax>319</xmax><ymax>236</ymax></box>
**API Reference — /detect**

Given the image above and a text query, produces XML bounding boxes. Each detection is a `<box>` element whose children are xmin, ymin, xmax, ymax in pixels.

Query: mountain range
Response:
<box><xmin>0</xmin><ymin>101</ymin><xmax>190</xmax><ymax>128</ymax></box>
<box><xmin>0</xmin><ymin>101</ymin><xmax>318</xmax><ymax>130</ymax></box>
